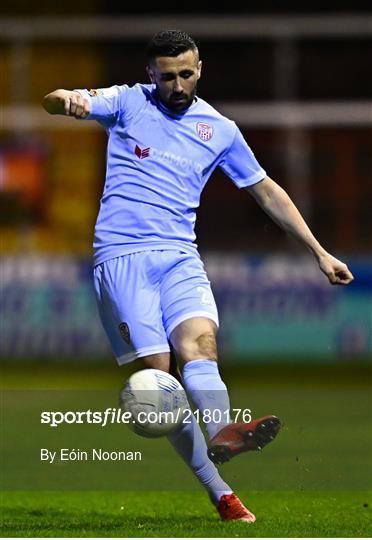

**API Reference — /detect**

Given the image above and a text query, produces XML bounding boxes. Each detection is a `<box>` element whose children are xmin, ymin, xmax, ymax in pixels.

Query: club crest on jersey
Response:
<box><xmin>197</xmin><ymin>122</ymin><xmax>213</xmax><ymax>141</ymax></box>
<box><xmin>135</xmin><ymin>145</ymin><xmax>151</xmax><ymax>159</ymax></box>
<box><xmin>118</xmin><ymin>322</ymin><xmax>130</xmax><ymax>344</ymax></box>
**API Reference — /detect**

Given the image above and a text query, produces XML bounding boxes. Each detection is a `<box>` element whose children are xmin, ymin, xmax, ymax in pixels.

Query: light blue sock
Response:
<box><xmin>182</xmin><ymin>359</ymin><xmax>231</xmax><ymax>439</ymax></box>
<box><xmin>167</xmin><ymin>411</ymin><xmax>232</xmax><ymax>504</ymax></box>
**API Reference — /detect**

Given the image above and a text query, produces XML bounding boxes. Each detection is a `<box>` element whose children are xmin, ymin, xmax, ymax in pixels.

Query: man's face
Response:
<box><xmin>147</xmin><ymin>49</ymin><xmax>202</xmax><ymax>112</ymax></box>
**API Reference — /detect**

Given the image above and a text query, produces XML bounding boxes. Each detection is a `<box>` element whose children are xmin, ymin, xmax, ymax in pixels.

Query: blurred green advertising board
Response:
<box><xmin>1</xmin><ymin>254</ymin><xmax>371</xmax><ymax>361</ymax></box>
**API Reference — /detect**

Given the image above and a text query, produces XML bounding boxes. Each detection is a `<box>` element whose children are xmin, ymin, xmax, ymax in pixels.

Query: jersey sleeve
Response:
<box><xmin>74</xmin><ymin>85</ymin><xmax>128</xmax><ymax>128</ymax></box>
<box><xmin>219</xmin><ymin>126</ymin><xmax>266</xmax><ymax>188</ymax></box>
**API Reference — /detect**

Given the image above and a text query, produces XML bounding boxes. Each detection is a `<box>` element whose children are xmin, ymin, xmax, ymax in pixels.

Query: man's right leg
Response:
<box><xmin>133</xmin><ymin>355</ymin><xmax>255</xmax><ymax>522</ymax></box>
<box><xmin>140</xmin><ymin>352</ymin><xmax>237</xmax><ymax>508</ymax></box>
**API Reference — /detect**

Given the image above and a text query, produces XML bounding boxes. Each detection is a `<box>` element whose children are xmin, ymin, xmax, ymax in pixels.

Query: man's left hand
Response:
<box><xmin>318</xmin><ymin>254</ymin><xmax>354</xmax><ymax>285</ymax></box>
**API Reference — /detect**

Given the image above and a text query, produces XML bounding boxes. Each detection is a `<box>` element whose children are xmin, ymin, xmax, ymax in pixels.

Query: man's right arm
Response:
<box><xmin>42</xmin><ymin>89</ymin><xmax>90</xmax><ymax>118</ymax></box>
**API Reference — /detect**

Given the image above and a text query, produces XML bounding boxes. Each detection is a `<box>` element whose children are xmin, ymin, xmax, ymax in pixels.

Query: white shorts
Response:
<box><xmin>93</xmin><ymin>250</ymin><xmax>219</xmax><ymax>365</ymax></box>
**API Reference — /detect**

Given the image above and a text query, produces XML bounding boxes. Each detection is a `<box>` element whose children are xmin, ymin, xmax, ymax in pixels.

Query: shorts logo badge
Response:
<box><xmin>197</xmin><ymin>122</ymin><xmax>213</xmax><ymax>141</ymax></box>
<box><xmin>118</xmin><ymin>322</ymin><xmax>130</xmax><ymax>344</ymax></box>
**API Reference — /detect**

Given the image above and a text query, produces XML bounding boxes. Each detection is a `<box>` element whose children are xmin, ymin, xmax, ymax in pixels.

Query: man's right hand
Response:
<box><xmin>42</xmin><ymin>89</ymin><xmax>90</xmax><ymax>118</ymax></box>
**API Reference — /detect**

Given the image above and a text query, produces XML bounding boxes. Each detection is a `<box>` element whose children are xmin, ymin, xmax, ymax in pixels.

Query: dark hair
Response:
<box><xmin>146</xmin><ymin>30</ymin><xmax>198</xmax><ymax>62</ymax></box>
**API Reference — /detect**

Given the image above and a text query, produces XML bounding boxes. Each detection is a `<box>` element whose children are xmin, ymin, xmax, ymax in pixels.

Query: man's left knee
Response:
<box><xmin>194</xmin><ymin>330</ymin><xmax>217</xmax><ymax>360</ymax></box>
<box><xmin>177</xmin><ymin>331</ymin><xmax>218</xmax><ymax>362</ymax></box>
<box><xmin>170</xmin><ymin>318</ymin><xmax>218</xmax><ymax>363</ymax></box>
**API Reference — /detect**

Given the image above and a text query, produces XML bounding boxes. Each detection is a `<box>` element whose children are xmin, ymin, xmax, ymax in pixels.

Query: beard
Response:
<box><xmin>157</xmin><ymin>84</ymin><xmax>197</xmax><ymax>112</ymax></box>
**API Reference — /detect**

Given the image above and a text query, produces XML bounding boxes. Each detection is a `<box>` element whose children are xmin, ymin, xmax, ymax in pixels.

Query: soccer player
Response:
<box><xmin>42</xmin><ymin>30</ymin><xmax>354</xmax><ymax>522</ymax></box>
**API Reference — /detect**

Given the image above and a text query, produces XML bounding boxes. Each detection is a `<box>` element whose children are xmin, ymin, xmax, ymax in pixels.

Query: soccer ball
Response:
<box><xmin>120</xmin><ymin>369</ymin><xmax>189</xmax><ymax>438</ymax></box>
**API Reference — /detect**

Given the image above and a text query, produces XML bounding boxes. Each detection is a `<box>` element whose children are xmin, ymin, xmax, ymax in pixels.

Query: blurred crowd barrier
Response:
<box><xmin>1</xmin><ymin>254</ymin><xmax>370</xmax><ymax>362</ymax></box>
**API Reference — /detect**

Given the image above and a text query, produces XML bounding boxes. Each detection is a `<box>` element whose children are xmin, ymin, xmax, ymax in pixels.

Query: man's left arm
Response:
<box><xmin>246</xmin><ymin>176</ymin><xmax>354</xmax><ymax>285</ymax></box>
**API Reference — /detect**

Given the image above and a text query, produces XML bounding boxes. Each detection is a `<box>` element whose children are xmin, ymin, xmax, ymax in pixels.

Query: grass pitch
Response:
<box><xmin>1</xmin><ymin>361</ymin><xmax>371</xmax><ymax>537</ymax></box>
<box><xmin>1</xmin><ymin>490</ymin><xmax>371</xmax><ymax>537</ymax></box>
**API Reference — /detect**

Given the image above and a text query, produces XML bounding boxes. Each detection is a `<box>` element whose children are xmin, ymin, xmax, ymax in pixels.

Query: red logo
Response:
<box><xmin>197</xmin><ymin>122</ymin><xmax>213</xmax><ymax>141</ymax></box>
<box><xmin>135</xmin><ymin>145</ymin><xmax>150</xmax><ymax>159</ymax></box>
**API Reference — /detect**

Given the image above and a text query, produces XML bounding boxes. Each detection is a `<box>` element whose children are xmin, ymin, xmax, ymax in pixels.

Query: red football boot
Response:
<box><xmin>208</xmin><ymin>415</ymin><xmax>281</xmax><ymax>465</ymax></box>
<box><xmin>217</xmin><ymin>493</ymin><xmax>256</xmax><ymax>522</ymax></box>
